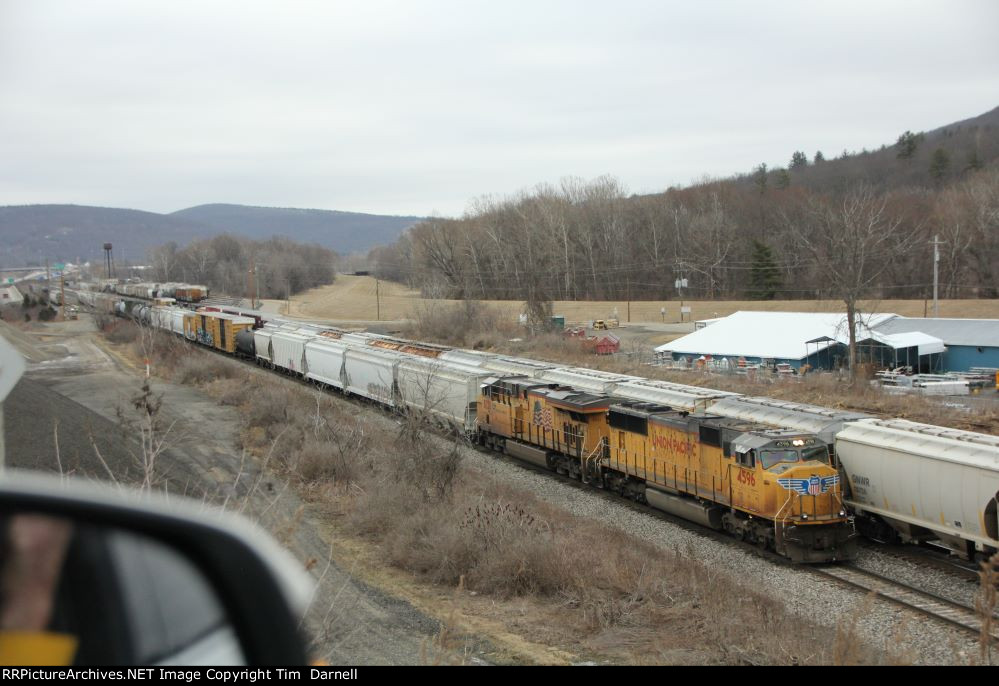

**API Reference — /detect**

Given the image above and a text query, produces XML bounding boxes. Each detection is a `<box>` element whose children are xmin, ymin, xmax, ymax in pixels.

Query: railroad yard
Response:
<box><xmin>4</xmin><ymin>3</ymin><xmax>997</xmax><ymax>668</ymax></box>
<box><xmin>3</xmin><ymin>293</ymin><xmax>997</xmax><ymax>665</ymax></box>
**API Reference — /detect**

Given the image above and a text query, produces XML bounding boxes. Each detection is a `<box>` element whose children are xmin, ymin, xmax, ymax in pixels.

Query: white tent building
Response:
<box><xmin>653</xmin><ymin>311</ymin><xmax>936</xmax><ymax>371</ymax></box>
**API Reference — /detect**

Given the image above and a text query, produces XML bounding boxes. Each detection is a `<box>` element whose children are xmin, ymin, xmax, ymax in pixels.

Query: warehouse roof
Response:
<box><xmin>655</xmin><ymin>311</ymin><xmax>898</xmax><ymax>361</ymax></box>
<box><xmin>874</xmin><ymin>317</ymin><xmax>999</xmax><ymax>348</ymax></box>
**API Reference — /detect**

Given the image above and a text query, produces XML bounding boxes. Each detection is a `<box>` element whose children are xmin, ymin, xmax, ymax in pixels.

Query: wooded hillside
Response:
<box><xmin>372</xmin><ymin>107</ymin><xmax>999</xmax><ymax>303</ymax></box>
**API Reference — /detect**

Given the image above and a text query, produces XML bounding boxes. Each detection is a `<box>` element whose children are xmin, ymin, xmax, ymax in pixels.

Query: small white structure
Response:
<box><xmin>0</xmin><ymin>285</ymin><xmax>22</xmax><ymax>304</ymax></box>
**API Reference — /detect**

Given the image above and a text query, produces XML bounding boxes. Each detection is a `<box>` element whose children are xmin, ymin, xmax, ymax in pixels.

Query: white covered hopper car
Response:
<box><xmin>835</xmin><ymin>418</ymin><xmax>999</xmax><ymax>558</ymax></box>
<box><xmin>396</xmin><ymin>358</ymin><xmax>493</xmax><ymax>433</ymax></box>
<box><xmin>537</xmin><ymin>367</ymin><xmax>640</xmax><ymax>395</ymax></box>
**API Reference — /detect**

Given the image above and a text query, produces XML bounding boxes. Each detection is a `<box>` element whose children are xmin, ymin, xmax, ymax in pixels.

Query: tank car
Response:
<box><xmin>234</xmin><ymin>328</ymin><xmax>256</xmax><ymax>360</ymax></box>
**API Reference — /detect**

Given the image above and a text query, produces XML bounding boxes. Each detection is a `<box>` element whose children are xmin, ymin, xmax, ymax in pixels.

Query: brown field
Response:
<box><xmin>282</xmin><ymin>275</ymin><xmax>999</xmax><ymax>324</ymax></box>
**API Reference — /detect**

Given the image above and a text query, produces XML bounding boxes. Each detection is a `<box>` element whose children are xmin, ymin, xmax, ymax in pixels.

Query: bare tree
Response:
<box><xmin>783</xmin><ymin>186</ymin><xmax>918</xmax><ymax>377</ymax></box>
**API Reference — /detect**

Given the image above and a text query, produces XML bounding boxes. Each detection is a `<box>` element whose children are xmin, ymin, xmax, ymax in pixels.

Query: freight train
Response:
<box><xmin>477</xmin><ymin>378</ymin><xmax>855</xmax><ymax>562</ymax></box>
<box><xmin>101</xmin><ymin>281</ymin><xmax>211</xmax><ymax>303</ymax></box>
<box><xmin>79</xmin><ymin>290</ymin><xmax>999</xmax><ymax>562</ymax></box>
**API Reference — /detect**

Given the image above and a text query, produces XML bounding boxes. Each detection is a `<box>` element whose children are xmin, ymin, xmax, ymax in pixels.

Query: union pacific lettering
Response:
<box><xmin>651</xmin><ymin>433</ymin><xmax>695</xmax><ymax>456</ymax></box>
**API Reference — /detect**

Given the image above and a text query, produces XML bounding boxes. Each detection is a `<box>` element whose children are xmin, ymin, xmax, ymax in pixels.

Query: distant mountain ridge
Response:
<box><xmin>171</xmin><ymin>204</ymin><xmax>423</xmax><ymax>254</ymax></box>
<box><xmin>0</xmin><ymin>203</ymin><xmax>423</xmax><ymax>267</ymax></box>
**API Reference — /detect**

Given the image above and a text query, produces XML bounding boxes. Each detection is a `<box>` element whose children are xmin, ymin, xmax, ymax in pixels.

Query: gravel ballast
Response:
<box><xmin>430</xmin><ymin>432</ymin><xmax>985</xmax><ymax>665</ymax></box>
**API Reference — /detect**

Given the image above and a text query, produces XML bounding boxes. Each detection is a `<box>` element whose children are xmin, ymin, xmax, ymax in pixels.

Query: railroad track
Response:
<box><xmin>857</xmin><ymin>539</ymin><xmax>982</xmax><ymax>584</ymax></box>
<box><xmin>812</xmin><ymin>564</ymin><xmax>998</xmax><ymax>641</ymax></box>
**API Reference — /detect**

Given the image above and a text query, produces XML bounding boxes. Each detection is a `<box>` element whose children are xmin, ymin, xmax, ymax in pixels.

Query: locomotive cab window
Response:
<box><xmin>760</xmin><ymin>449</ymin><xmax>799</xmax><ymax>470</ymax></box>
<box><xmin>736</xmin><ymin>449</ymin><xmax>755</xmax><ymax>468</ymax></box>
<box><xmin>801</xmin><ymin>446</ymin><xmax>829</xmax><ymax>464</ymax></box>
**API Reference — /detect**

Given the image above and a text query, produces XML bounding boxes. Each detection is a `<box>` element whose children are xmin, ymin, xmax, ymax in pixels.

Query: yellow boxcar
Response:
<box><xmin>185</xmin><ymin>310</ymin><xmax>255</xmax><ymax>354</ymax></box>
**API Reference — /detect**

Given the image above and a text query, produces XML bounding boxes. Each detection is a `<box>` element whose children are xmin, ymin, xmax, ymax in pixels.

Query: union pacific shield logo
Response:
<box><xmin>777</xmin><ymin>475</ymin><xmax>838</xmax><ymax>495</ymax></box>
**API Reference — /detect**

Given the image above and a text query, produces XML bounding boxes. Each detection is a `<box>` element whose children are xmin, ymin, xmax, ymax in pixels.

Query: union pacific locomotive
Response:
<box><xmin>477</xmin><ymin>377</ymin><xmax>857</xmax><ymax>562</ymax></box>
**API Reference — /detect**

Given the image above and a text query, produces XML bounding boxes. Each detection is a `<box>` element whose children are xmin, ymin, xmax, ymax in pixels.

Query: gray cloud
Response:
<box><xmin>1</xmin><ymin>0</ymin><xmax>997</xmax><ymax>217</ymax></box>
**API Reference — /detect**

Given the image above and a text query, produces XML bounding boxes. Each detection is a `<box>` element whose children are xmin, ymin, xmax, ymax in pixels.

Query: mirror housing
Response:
<box><xmin>0</xmin><ymin>471</ymin><xmax>312</xmax><ymax>665</ymax></box>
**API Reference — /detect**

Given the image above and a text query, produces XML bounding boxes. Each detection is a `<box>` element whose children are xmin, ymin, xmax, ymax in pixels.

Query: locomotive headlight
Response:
<box><xmin>801</xmin><ymin>513</ymin><xmax>808</xmax><ymax>520</ymax></box>
<box><xmin>839</xmin><ymin>509</ymin><xmax>846</xmax><ymax>517</ymax></box>
<box><xmin>792</xmin><ymin>439</ymin><xmax>805</xmax><ymax>446</ymax></box>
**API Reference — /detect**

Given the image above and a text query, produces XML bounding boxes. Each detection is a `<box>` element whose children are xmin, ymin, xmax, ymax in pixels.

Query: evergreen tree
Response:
<box><xmin>929</xmin><ymin>147</ymin><xmax>950</xmax><ymax>182</ymax></box>
<box><xmin>814</xmin><ymin>150</ymin><xmax>825</xmax><ymax>163</ymax></box>
<box><xmin>789</xmin><ymin>151</ymin><xmax>808</xmax><ymax>170</ymax></box>
<box><xmin>895</xmin><ymin>130</ymin><xmax>923</xmax><ymax>160</ymax></box>
<box><xmin>748</xmin><ymin>240</ymin><xmax>781</xmax><ymax>300</ymax></box>
<box><xmin>965</xmin><ymin>149</ymin><xmax>983</xmax><ymax>172</ymax></box>
<box><xmin>774</xmin><ymin>168</ymin><xmax>791</xmax><ymax>189</ymax></box>
<box><xmin>752</xmin><ymin>163</ymin><xmax>768</xmax><ymax>194</ymax></box>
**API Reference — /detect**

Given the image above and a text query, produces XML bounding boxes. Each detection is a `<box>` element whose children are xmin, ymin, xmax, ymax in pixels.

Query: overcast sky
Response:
<box><xmin>1</xmin><ymin>0</ymin><xmax>997</xmax><ymax>217</ymax></box>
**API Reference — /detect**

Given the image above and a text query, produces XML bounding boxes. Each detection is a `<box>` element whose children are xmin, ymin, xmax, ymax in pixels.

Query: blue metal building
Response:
<box><xmin>873</xmin><ymin>318</ymin><xmax>999</xmax><ymax>372</ymax></box>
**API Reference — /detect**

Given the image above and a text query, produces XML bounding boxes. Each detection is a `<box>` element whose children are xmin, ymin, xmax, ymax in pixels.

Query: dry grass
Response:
<box><xmin>284</xmin><ymin>275</ymin><xmax>998</xmax><ymax>323</ymax></box>
<box><xmin>407</xmin><ymin>299</ymin><xmax>521</xmax><ymax>349</ymax></box>
<box><xmin>106</xmin><ymin>320</ymin><xmax>140</xmax><ymax>344</ymax></box>
<box><xmin>977</xmin><ymin>552</ymin><xmax>999</xmax><ymax>665</ymax></box>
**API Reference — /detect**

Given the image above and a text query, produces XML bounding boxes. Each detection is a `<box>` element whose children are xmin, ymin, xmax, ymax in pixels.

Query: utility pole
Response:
<box><xmin>45</xmin><ymin>259</ymin><xmax>51</xmax><ymax>301</ymax></box>
<box><xmin>247</xmin><ymin>256</ymin><xmax>255</xmax><ymax>309</ymax></box>
<box><xmin>931</xmin><ymin>235</ymin><xmax>945</xmax><ymax>318</ymax></box>
<box><xmin>376</xmin><ymin>279</ymin><xmax>380</xmax><ymax>321</ymax></box>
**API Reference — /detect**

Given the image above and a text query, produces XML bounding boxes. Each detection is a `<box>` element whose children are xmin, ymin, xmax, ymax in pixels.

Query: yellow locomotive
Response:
<box><xmin>477</xmin><ymin>376</ymin><xmax>857</xmax><ymax>563</ymax></box>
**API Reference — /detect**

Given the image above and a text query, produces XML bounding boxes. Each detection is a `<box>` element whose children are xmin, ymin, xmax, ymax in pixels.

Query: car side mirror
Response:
<box><xmin>0</xmin><ymin>472</ymin><xmax>312</xmax><ymax>666</ymax></box>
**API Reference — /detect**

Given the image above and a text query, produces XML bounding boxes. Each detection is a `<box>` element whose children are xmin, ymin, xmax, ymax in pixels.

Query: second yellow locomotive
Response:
<box><xmin>477</xmin><ymin>376</ymin><xmax>857</xmax><ymax>562</ymax></box>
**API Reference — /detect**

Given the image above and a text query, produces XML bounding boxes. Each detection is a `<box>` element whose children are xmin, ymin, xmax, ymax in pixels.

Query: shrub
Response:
<box><xmin>107</xmin><ymin>322</ymin><xmax>139</xmax><ymax>344</ymax></box>
<box><xmin>407</xmin><ymin>300</ymin><xmax>517</xmax><ymax>348</ymax></box>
